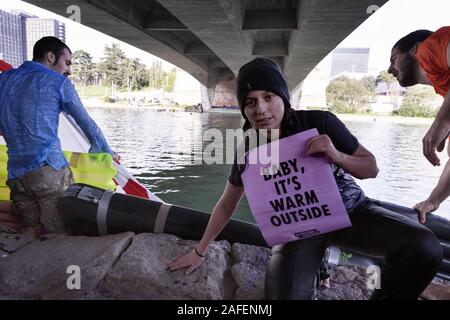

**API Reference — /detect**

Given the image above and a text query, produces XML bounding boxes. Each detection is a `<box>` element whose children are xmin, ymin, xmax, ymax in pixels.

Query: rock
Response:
<box><xmin>230</xmin><ymin>243</ymin><xmax>270</xmax><ymax>300</ymax></box>
<box><xmin>1</xmin><ymin>230</ymin><xmax>447</xmax><ymax>300</ymax></box>
<box><xmin>0</xmin><ymin>232</ymin><xmax>134</xmax><ymax>299</ymax></box>
<box><xmin>0</xmin><ymin>232</ymin><xmax>35</xmax><ymax>255</ymax></box>
<box><xmin>317</xmin><ymin>265</ymin><xmax>374</xmax><ymax>300</ymax></box>
<box><xmin>99</xmin><ymin>233</ymin><xmax>234</xmax><ymax>300</ymax></box>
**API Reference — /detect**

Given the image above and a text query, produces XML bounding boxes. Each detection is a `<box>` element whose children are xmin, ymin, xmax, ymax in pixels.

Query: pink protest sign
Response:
<box><xmin>241</xmin><ymin>128</ymin><xmax>351</xmax><ymax>246</ymax></box>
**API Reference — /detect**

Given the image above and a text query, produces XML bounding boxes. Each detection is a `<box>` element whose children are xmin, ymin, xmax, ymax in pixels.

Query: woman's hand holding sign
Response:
<box><xmin>307</xmin><ymin>134</ymin><xmax>341</xmax><ymax>163</ymax></box>
<box><xmin>307</xmin><ymin>134</ymin><xmax>378</xmax><ymax>180</ymax></box>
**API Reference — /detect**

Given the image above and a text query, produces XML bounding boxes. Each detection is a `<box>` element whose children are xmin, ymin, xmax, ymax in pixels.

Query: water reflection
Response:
<box><xmin>88</xmin><ymin>108</ymin><xmax>450</xmax><ymax>221</ymax></box>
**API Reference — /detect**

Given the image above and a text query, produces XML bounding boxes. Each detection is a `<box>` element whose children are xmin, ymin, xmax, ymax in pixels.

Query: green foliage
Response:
<box><xmin>340</xmin><ymin>252</ymin><xmax>352</xmax><ymax>262</ymax></box>
<box><xmin>148</xmin><ymin>62</ymin><xmax>177</xmax><ymax>92</ymax></box>
<box><xmin>360</xmin><ymin>76</ymin><xmax>376</xmax><ymax>93</ymax></box>
<box><xmin>123</xmin><ymin>57</ymin><xmax>148</xmax><ymax>90</ymax></box>
<box><xmin>72</xmin><ymin>50</ymin><xmax>94</xmax><ymax>85</ymax></box>
<box><xmin>96</xmin><ymin>43</ymin><xmax>127</xmax><ymax>87</ymax></box>
<box><xmin>76</xmin><ymin>43</ymin><xmax>177</xmax><ymax>93</ymax></box>
<box><xmin>397</xmin><ymin>86</ymin><xmax>438</xmax><ymax>118</ymax></box>
<box><xmin>376</xmin><ymin>70</ymin><xmax>397</xmax><ymax>93</ymax></box>
<box><xmin>326</xmin><ymin>76</ymin><xmax>373</xmax><ymax>113</ymax></box>
<box><xmin>165</xmin><ymin>67</ymin><xmax>177</xmax><ymax>92</ymax></box>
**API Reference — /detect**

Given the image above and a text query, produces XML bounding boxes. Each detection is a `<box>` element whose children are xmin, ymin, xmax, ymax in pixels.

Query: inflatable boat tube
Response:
<box><xmin>58</xmin><ymin>184</ymin><xmax>450</xmax><ymax>280</ymax></box>
<box><xmin>58</xmin><ymin>183</ymin><xmax>267</xmax><ymax>247</ymax></box>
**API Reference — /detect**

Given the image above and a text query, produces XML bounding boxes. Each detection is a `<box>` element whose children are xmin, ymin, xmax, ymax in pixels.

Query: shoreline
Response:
<box><xmin>82</xmin><ymin>98</ymin><xmax>241</xmax><ymax>113</ymax></box>
<box><xmin>82</xmin><ymin>99</ymin><xmax>434</xmax><ymax>124</ymax></box>
<box><xmin>335</xmin><ymin>113</ymin><xmax>434</xmax><ymax>125</ymax></box>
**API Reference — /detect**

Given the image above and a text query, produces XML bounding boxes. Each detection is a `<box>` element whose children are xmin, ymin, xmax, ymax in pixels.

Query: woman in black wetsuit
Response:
<box><xmin>169</xmin><ymin>57</ymin><xmax>443</xmax><ymax>300</ymax></box>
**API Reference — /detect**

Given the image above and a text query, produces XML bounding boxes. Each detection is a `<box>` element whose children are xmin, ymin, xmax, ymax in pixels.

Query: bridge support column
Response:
<box><xmin>291</xmin><ymin>83</ymin><xmax>303</xmax><ymax>110</ymax></box>
<box><xmin>209</xmin><ymin>78</ymin><xmax>238</xmax><ymax>109</ymax></box>
<box><xmin>200</xmin><ymin>85</ymin><xmax>211</xmax><ymax>111</ymax></box>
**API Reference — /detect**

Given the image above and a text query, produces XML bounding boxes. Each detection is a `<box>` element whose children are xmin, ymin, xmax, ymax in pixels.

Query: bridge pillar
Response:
<box><xmin>291</xmin><ymin>83</ymin><xmax>303</xmax><ymax>110</ymax></box>
<box><xmin>209</xmin><ymin>78</ymin><xmax>238</xmax><ymax>109</ymax></box>
<box><xmin>200</xmin><ymin>85</ymin><xmax>211</xmax><ymax>111</ymax></box>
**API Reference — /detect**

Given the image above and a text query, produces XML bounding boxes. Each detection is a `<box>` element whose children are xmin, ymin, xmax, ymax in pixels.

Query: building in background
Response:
<box><xmin>0</xmin><ymin>9</ymin><xmax>65</xmax><ymax>67</ymax></box>
<box><xmin>25</xmin><ymin>18</ymin><xmax>65</xmax><ymax>60</ymax></box>
<box><xmin>298</xmin><ymin>47</ymin><xmax>373</xmax><ymax>109</ymax></box>
<box><xmin>0</xmin><ymin>10</ymin><xmax>26</xmax><ymax>67</ymax></box>
<box><xmin>330</xmin><ymin>47</ymin><xmax>370</xmax><ymax>77</ymax></box>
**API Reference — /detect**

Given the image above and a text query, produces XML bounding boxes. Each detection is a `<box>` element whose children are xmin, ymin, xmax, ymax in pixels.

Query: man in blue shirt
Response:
<box><xmin>0</xmin><ymin>36</ymin><xmax>119</xmax><ymax>237</ymax></box>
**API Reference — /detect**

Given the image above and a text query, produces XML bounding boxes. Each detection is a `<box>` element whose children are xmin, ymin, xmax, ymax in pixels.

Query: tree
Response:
<box><xmin>361</xmin><ymin>76</ymin><xmax>376</xmax><ymax>93</ymax></box>
<box><xmin>123</xmin><ymin>57</ymin><xmax>148</xmax><ymax>90</ymax></box>
<box><xmin>90</xmin><ymin>43</ymin><xmax>176</xmax><ymax>93</ymax></box>
<box><xmin>397</xmin><ymin>86</ymin><xmax>439</xmax><ymax>118</ymax></box>
<box><xmin>149</xmin><ymin>60</ymin><xmax>164</xmax><ymax>89</ymax></box>
<box><xmin>134</xmin><ymin>59</ymin><xmax>150</xmax><ymax>89</ymax></box>
<box><xmin>96</xmin><ymin>43</ymin><xmax>127</xmax><ymax>87</ymax></box>
<box><xmin>72</xmin><ymin>50</ymin><xmax>94</xmax><ymax>85</ymax></box>
<box><xmin>376</xmin><ymin>70</ymin><xmax>397</xmax><ymax>93</ymax></box>
<box><xmin>326</xmin><ymin>76</ymin><xmax>372</xmax><ymax>113</ymax></box>
<box><xmin>164</xmin><ymin>67</ymin><xmax>177</xmax><ymax>92</ymax></box>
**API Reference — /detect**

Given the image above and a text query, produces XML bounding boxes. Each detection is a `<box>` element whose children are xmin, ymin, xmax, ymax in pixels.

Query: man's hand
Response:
<box><xmin>414</xmin><ymin>199</ymin><xmax>439</xmax><ymax>224</ymax></box>
<box><xmin>111</xmin><ymin>151</ymin><xmax>121</xmax><ymax>162</ymax></box>
<box><xmin>422</xmin><ymin>118</ymin><xmax>450</xmax><ymax>166</ymax></box>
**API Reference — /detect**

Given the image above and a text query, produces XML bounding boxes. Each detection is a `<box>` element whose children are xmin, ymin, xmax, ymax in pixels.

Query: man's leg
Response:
<box><xmin>0</xmin><ymin>201</ymin><xmax>21</xmax><ymax>232</ymax></box>
<box><xmin>33</xmin><ymin>166</ymin><xmax>74</xmax><ymax>233</ymax></box>
<box><xmin>0</xmin><ymin>200</ymin><xmax>11</xmax><ymax>213</ymax></box>
<box><xmin>331</xmin><ymin>199</ymin><xmax>443</xmax><ymax>300</ymax></box>
<box><xmin>6</xmin><ymin>177</ymin><xmax>41</xmax><ymax>237</ymax></box>
<box><xmin>265</xmin><ymin>236</ymin><xmax>327</xmax><ymax>300</ymax></box>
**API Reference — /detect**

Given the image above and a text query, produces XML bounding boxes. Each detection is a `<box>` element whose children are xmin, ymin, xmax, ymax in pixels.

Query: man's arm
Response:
<box><xmin>422</xmin><ymin>42</ymin><xmax>450</xmax><ymax>166</ymax></box>
<box><xmin>60</xmin><ymin>80</ymin><xmax>117</xmax><ymax>159</ymax></box>
<box><xmin>422</xmin><ymin>89</ymin><xmax>450</xmax><ymax>166</ymax></box>
<box><xmin>414</xmin><ymin>143</ymin><xmax>450</xmax><ymax>223</ymax></box>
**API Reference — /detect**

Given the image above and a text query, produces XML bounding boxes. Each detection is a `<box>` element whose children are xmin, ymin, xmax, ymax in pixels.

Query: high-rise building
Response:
<box><xmin>14</xmin><ymin>10</ymin><xmax>35</xmax><ymax>63</ymax></box>
<box><xmin>0</xmin><ymin>9</ymin><xmax>65</xmax><ymax>67</ymax></box>
<box><xmin>25</xmin><ymin>18</ymin><xmax>65</xmax><ymax>60</ymax></box>
<box><xmin>0</xmin><ymin>10</ymin><xmax>24</xmax><ymax>67</ymax></box>
<box><xmin>330</xmin><ymin>48</ymin><xmax>370</xmax><ymax>77</ymax></box>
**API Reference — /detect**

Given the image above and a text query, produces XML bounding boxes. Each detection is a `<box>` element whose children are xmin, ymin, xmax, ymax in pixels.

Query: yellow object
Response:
<box><xmin>0</xmin><ymin>145</ymin><xmax>117</xmax><ymax>200</ymax></box>
<box><xmin>0</xmin><ymin>145</ymin><xmax>9</xmax><ymax>200</ymax></box>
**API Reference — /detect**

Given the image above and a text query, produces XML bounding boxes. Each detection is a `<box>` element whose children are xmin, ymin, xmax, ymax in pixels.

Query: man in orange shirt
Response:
<box><xmin>389</xmin><ymin>27</ymin><xmax>450</xmax><ymax>223</ymax></box>
<box><xmin>389</xmin><ymin>28</ymin><xmax>450</xmax><ymax>300</ymax></box>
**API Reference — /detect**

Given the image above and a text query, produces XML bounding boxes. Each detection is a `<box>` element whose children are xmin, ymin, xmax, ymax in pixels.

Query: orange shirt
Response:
<box><xmin>416</xmin><ymin>26</ymin><xmax>450</xmax><ymax>97</ymax></box>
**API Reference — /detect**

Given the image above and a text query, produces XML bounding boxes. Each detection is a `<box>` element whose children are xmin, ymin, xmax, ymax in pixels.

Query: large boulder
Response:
<box><xmin>1</xmin><ymin>231</ymin><xmax>448</xmax><ymax>300</ymax></box>
<box><xmin>230</xmin><ymin>243</ymin><xmax>270</xmax><ymax>300</ymax></box>
<box><xmin>0</xmin><ymin>232</ymin><xmax>133</xmax><ymax>299</ymax></box>
<box><xmin>317</xmin><ymin>265</ymin><xmax>374</xmax><ymax>300</ymax></box>
<box><xmin>0</xmin><ymin>232</ymin><xmax>34</xmax><ymax>256</ymax></box>
<box><xmin>98</xmin><ymin>233</ymin><xmax>234</xmax><ymax>300</ymax></box>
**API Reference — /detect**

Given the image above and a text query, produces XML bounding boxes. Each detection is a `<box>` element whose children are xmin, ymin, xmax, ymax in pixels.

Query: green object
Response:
<box><xmin>0</xmin><ymin>145</ymin><xmax>117</xmax><ymax>200</ymax></box>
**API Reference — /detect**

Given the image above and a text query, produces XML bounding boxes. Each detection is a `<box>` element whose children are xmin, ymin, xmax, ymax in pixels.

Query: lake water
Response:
<box><xmin>88</xmin><ymin>108</ymin><xmax>450</xmax><ymax>222</ymax></box>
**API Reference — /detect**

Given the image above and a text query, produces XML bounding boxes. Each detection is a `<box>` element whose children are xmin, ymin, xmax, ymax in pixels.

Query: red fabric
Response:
<box><xmin>121</xmin><ymin>179</ymin><xmax>151</xmax><ymax>199</ymax></box>
<box><xmin>416</xmin><ymin>27</ymin><xmax>450</xmax><ymax>97</ymax></box>
<box><xmin>0</xmin><ymin>60</ymin><xmax>13</xmax><ymax>72</ymax></box>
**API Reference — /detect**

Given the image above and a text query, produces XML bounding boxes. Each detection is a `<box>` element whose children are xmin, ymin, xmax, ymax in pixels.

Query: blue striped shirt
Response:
<box><xmin>0</xmin><ymin>61</ymin><xmax>112</xmax><ymax>179</ymax></box>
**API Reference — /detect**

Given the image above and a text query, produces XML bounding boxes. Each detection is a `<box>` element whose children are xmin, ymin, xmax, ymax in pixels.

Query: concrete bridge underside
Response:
<box><xmin>23</xmin><ymin>0</ymin><xmax>388</xmax><ymax>108</ymax></box>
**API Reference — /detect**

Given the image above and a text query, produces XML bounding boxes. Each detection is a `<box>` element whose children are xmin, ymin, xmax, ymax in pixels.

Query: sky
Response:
<box><xmin>1</xmin><ymin>0</ymin><xmax>450</xmax><ymax>75</ymax></box>
<box><xmin>338</xmin><ymin>0</ymin><xmax>450</xmax><ymax>74</ymax></box>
